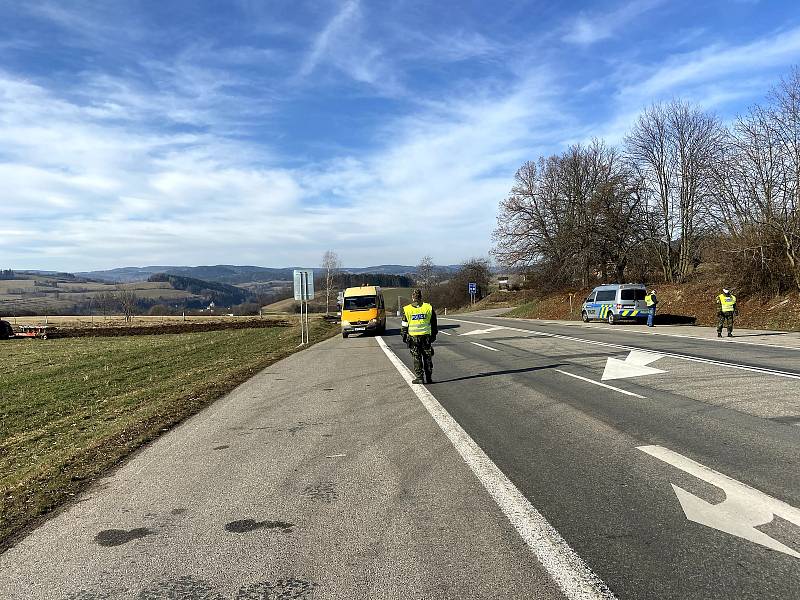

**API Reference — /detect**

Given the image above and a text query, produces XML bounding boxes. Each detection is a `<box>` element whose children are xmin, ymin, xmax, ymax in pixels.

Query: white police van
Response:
<box><xmin>581</xmin><ymin>284</ymin><xmax>650</xmax><ymax>324</ymax></box>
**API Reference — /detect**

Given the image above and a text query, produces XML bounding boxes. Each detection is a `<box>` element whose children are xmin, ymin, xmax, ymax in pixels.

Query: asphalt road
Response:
<box><xmin>381</xmin><ymin>313</ymin><xmax>800</xmax><ymax>599</ymax></box>
<box><xmin>2</xmin><ymin>313</ymin><xmax>798</xmax><ymax>599</ymax></box>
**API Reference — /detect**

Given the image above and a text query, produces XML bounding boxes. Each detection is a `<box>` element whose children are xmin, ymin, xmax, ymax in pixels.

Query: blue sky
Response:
<box><xmin>1</xmin><ymin>0</ymin><xmax>799</xmax><ymax>271</ymax></box>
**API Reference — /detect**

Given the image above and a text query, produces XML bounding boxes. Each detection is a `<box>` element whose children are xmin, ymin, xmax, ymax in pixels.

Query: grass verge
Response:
<box><xmin>0</xmin><ymin>318</ymin><xmax>337</xmax><ymax>549</ymax></box>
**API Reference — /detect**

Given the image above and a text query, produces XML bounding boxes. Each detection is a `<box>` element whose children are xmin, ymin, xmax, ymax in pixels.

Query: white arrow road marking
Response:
<box><xmin>601</xmin><ymin>350</ymin><xmax>665</xmax><ymax>381</ymax></box>
<box><xmin>460</xmin><ymin>326</ymin><xmax>505</xmax><ymax>336</ymax></box>
<box><xmin>639</xmin><ymin>445</ymin><xmax>800</xmax><ymax>559</ymax></box>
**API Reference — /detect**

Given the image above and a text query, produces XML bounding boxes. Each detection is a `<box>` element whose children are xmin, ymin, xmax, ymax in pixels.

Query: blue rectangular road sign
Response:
<box><xmin>468</xmin><ymin>282</ymin><xmax>477</xmax><ymax>293</ymax></box>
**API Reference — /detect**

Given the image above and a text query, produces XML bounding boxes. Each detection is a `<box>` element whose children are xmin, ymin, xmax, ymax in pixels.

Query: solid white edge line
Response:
<box><xmin>554</xmin><ymin>369</ymin><xmax>646</xmax><ymax>399</ymax></box>
<box><xmin>441</xmin><ymin>317</ymin><xmax>800</xmax><ymax>381</ymax></box>
<box><xmin>376</xmin><ymin>336</ymin><xmax>617</xmax><ymax>600</ymax></box>
<box><xmin>440</xmin><ymin>331</ymin><xmax>452</xmax><ymax>336</ymax></box>
<box><xmin>471</xmin><ymin>341</ymin><xmax>499</xmax><ymax>351</ymax></box>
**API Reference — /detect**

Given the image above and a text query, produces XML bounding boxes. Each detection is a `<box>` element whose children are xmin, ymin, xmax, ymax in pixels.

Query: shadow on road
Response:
<box><xmin>728</xmin><ymin>331</ymin><xmax>790</xmax><ymax>338</ymax></box>
<box><xmin>654</xmin><ymin>314</ymin><xmax>696</xmax><ymax>325</ymax></box>
<box><xmin>431</xmin><ymin>364</ymin><xmax>563</xmax><ymax>384</ymax></box>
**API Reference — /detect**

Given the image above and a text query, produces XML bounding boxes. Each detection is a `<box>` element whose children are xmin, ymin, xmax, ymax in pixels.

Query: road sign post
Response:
<box><xmin>293</xmin><ymin>269</ymin><xmax>315</xmax><ymax>345</ymax></box>
<box><xmin>468</xmin><ymin>282</ymin><xmax>477</xmax><ymax>305</ymax></box>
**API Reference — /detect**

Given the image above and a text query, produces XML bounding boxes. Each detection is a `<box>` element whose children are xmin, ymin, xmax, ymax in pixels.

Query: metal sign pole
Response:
<box><xmin>300</xmin><ymin>271</ymin><xmax>306</xmax><ymax>346</ymax></box>
<box><xmin>293</xmin><ymin>268</ymin><xmax>315</xmax><ymax>346</ymax></box>
<box><xmin>305</xmin><ymin>272</ymin><xmax>309</xmax><ymax>345</ymax></box>
<box><xmin>304</xmin><ymin>272</ymin><xmax>310</xmax><ymax>345</ymax></box>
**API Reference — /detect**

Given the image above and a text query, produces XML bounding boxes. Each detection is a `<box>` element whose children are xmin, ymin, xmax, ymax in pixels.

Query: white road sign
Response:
<box><xmin>293</xmin><ymin>269</ymin><xmax>314</xmax><ymax>301</ymax></box>
<box><xmin>639</xmin><ymin>445</ymin><xmax>800</xmax><ymax>559</ymax></box>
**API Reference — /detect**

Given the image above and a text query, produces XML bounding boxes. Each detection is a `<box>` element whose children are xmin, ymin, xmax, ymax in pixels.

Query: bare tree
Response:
<box><xmin>415</xmin><ymin>256</ymin><xmax>437</xmax><ymax>296</ymax></box>
<box><xmin>93</xmin><ymin>291</ymin><xmax>115</xmax><ymax>317</ymax></box>
<box><xmin>710</xmin><ymin>69</ymin><xmax>800</xmax><ymax>293</ymax></box>
<box><xmin>768</xmin><ymin>67</ymin><xmax>800</xmax><ymax>290</ymax></box>
<box><xmin>116</xmin><ymin>288</ymin><xmax>138</xmax><ymax>322</ymax></box>
<box><xmin>320</xmin><ymin>250</ymin><xmax>342</xmax><ymax>314</ymax></box>
<box><xmin>626</xmin><ymin>100</ymin><xmax>722</xmax><ymax>282</ymax></box>
<box><xmin>493</xmin><ymin>141</ymin><xmax>646</xmax><ymax>286</ymax></box>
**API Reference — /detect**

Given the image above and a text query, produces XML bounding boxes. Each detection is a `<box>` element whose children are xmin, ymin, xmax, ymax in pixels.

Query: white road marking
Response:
<box><xmin>554</xmin><ymin>369</ymin><xmax>646</xmax><ymax>399</ymax></box>
<box><xmin>580</xmin><ymin>323</ymin><xmax>800</xmax><ymax>352</ymax></box>
<box><xmin>470</xmin><ymin>341</ymin><xmax>499</xmax><ymax>352</ymax></box>
<box><xmin>638</xmin><ymin>445</ymin><xmax>800</xmax><ymax>559</ymax></box>
<box><xmin>439</xmin><ymin>331</ymin><xmax>452</xmax><ymax>336</ymax></box>
<box><xmin>441</xmin><ymin>317</ymin><xmax>800</xmax><ymax>381</ymax></box>
<box><xmin>460</xmin><ymin>326</ymin><xmax>504</xmax><ymax>336</ymax></box>
<box><xmin>376</xmin><ymin>336</ymin><xmax>618</xmax><ymax>600</ymax></box>
<box><xmin>601</xmin><ymin>350</ymin><xmax>665</xmax><ymax>381</ymax></box>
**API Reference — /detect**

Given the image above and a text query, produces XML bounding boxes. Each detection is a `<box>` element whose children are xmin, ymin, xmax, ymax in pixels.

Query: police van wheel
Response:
<box><xmin>607</xmin><ymin>312</ymin><xmax>616</xmax><ymax>325</ymax></box>
<box><xmin>342</xmin><ymin>332</ymin><xmax>348</xmax><ymax>338</ymax></box>
<box><xmin>581</xmin><ymin>311</ymin><xmax>589</xmax><ymax>323</ymax></box>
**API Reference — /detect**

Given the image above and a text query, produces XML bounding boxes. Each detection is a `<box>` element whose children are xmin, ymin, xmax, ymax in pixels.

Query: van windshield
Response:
<box><xmin>621</xmin><ymin>289</ymin><xmax>646</xmax><ymax>301</ymax></box>
<box><xmin>344</xmin><ymin>295</ymin><xmax>377</xmax><ymax>311</ymax></box>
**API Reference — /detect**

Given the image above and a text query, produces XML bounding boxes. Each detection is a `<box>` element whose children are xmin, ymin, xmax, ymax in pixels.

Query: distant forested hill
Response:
<box><xmin>79</xmin><ymin>264</ymin><xmax>461</xmax><ymax>284</ymax></box>
<box><xmin>148</xmin><ymin>273</ymin><xmax>252</xmax><ymax>306</ymax></box>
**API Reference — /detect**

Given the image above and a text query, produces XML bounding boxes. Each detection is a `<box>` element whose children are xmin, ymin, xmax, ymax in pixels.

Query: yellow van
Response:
<box><xmin>341</xmin><ymin>286</ymin><xmax>386</xmax><ymax>338</ymax></box>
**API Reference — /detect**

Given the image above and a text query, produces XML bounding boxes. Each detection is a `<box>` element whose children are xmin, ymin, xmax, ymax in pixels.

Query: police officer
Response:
<box><xmin>645</xmin><ymin>289</ymin><xmax>658</xmax><ymax>327</ymax></box>
<box><xmin>716</xmin><ymin>288</ymin><xmax>737</xmax><ymax>337</ymax></box>
<box><xmin>401</xmin><ymin>289</ymin><xmax>438</xmax><ymax>384</ymax></box>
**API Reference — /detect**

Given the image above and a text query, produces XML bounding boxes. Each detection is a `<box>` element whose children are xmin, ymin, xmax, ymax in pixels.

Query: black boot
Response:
<box><xmin>717</xmin><ymin>331</ymin><xmax>722</xmax><ymax>338</ymax></box>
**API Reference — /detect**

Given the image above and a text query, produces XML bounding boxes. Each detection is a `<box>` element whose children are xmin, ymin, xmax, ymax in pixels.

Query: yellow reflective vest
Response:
<box><xmin>718</xmin><ymin>294</ymin><xmax>736</xmax><ymax>313</ymax></box>
<box><xmin>645</xmin><ymin>294</ymin><xmax>655</xmax><ymax>307</ymax></box>
<box><xmin>403</xmin><ymin>303</ymin><xmax>433</xmax><ymax>336</ymax></box>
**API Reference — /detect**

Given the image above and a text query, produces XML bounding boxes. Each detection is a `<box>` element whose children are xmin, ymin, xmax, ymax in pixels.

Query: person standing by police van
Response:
<box><xmin>401</xmin><ymin>289</ymin><xmax>438</xmax><ymax>384</ymax></box>
<box><xmin>716</xmin><ymin>288</ymin><xmax>738</xmax><ymax>337</ymax></box>
<box><xmin>645</xmin><ymin>289</ymin><xmax>658</xmax><ymax>327</ymax></box>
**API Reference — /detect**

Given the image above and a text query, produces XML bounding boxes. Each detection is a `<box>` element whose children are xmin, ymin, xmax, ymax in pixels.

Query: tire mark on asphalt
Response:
<box><xmin>224</xmin><ymin>519</ymin><xmax>294</xmax><ymax>534</ymax></box>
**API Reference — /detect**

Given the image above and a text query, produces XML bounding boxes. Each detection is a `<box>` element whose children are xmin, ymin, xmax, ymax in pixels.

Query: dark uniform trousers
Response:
<box><xmin>717</xmin><ymin>312</ymin><xmax>735</xmax><ymax>335</ymax></box>
<box><xmin>407</xmin><ymin>334</ymin><xmax>434</xmax><ymax>379</ymax></box>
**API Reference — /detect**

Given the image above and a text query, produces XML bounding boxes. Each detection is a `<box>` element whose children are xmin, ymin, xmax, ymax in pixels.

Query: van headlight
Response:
<box><xmin>368</xmin><ymin>318</ymin><xmax>378</xmax><ymax>325</ymax></box>
<box><xmin>341</xmin><ymin>320</ymin><xmax>350</xmax><ymax>326</ymax></box>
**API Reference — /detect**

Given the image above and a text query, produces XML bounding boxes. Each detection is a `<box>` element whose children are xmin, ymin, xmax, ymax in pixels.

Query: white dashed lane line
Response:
<box><xmin>470</xmin><ymin>341</ymin><xmax>499</xmax><ymax>352</ymax></box>
<box><xmin>554</xmin><ymin>369</ymin><xmax>646</xmax><ymax>399</ymax></box>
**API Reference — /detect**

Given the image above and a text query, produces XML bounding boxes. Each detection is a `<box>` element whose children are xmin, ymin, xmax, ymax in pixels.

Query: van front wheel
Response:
<box><xmin>581</xmin><ymin>311</ymin><xmax>589</xmax><ymax>323</ymax></box>
<box><xmin>342</xmin><ymin>332</ymin><xmax>348</xmax><ymax>338</ymax></box>
<box><xmin>607</xmin><ymin>312</ymin><xmax>616</xmax><ymax>325</ymax></box>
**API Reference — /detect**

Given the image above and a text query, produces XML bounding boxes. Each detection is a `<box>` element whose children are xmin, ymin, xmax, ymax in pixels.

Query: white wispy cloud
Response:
<box><xmin>562</xmin><ymin>0</ymin><xmax>663</xmax><ymax>45</ymax></box>
<box><xmin>0</xmin><ymin>59</ymin><xmax>562</xmax><ymax>268</ymax></box>
<box><xmin>584</xmin><ymin>25</ymin><xmax>800</xmax><ymax>145</ymax></box>
<box><xmin>295</xmin><ymin>0</ymin><xmax>402</xmax><ymax>95</ymax></box>
<box><xmin>623</xmin><ymin>26</ymin><xmax>800</xmax><ymax>98</ymax></box>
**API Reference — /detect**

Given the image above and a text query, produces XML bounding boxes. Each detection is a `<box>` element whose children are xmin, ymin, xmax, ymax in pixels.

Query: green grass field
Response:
<box><xmin>0</xmin><ymin>319</ymin><xmax>337</xmax><ymax>547</ymax></box>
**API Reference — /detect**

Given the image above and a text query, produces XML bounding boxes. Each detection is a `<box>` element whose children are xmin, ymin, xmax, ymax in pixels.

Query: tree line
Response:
<box><xmin>493</xmin><ymin>67</ymin><xmax>800</xmax><ymax>296</ymax></box>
